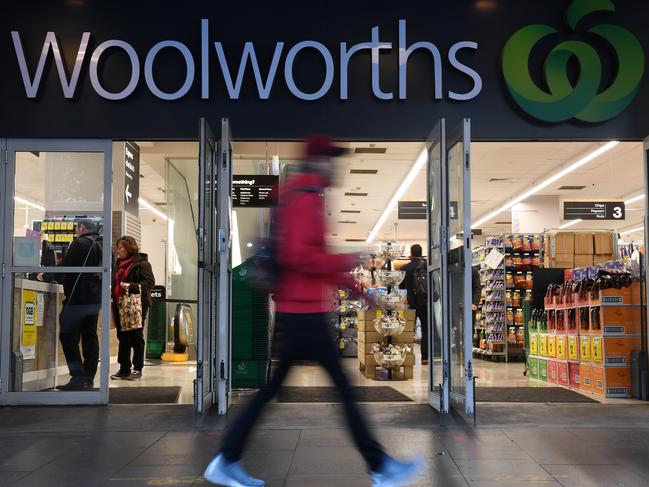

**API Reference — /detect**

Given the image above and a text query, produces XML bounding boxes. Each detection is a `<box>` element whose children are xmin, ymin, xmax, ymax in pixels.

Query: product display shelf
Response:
<box><xmin>334</xmin><ymin>289</ymin><xmax>358</xmax><ymax>358</ymax></box>
<box><xmin>475</xmin><ymin>236</ymin><xmax>507</xmax><ymax>360</ymax></box>
<box><xmin>357</xmin><ymin>243</ymin><xmax>414</xmax><ymax>381</ymax></box>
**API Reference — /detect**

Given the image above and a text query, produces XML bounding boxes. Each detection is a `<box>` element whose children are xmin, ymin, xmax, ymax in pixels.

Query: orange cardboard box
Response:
<box><xmin>580</xmin><ymin>335</ymin><xmax>592</xmax><ymax>363</ymax></box>
<box><xmin>553</xmin><ymin>233</ymin><xmax>575</xmax><ymax>255</ymax></box>
<box><xmin>593</xmin><ymin>254</ymin><xmax>614</xmax><ymax>265</ymax></box>
<box><xmin>580</xmin><ymin>364</ymin><xmax>593</xmax><ymax>393</ymax></box>
<box><xmin>547</xmin><ymin>334</ymin><xmax>557</xmax><ymax>358</ymax></box>
<box><xmin>596</xmin><ymin>306</ymin><xmax>642</xmax><ymax>335</ymax></box>
<box><xmin>554</xmin><ymin>253</ymin><xmax>575</xmax><ymax>269</ymax></box>
<box><xmin>591</xmin><ymin>336</ymin><xmax>642</xmax><ymax>366</ymax></box>
<box><xmin>556</xmin><ymin>335</ymin><xmax>568</xmax><ymax>360</ymax></box>
<box><xmin>574</xmin><ymin>254</ymin><xmax>594</xmax><ymax>268</ymax></box>
<box><xmin>567</xmin><ymin>335</ymin><xmax>580</xmax><ymax>362</ymax></box>
<box><xmin>597</xmin><ymin>283</ymin><xmax>644</xmax><ymax>306</ymax></box>
<box><xmin>592</xmin><ymin>366</ymin><xmax>631</xmax><ymax>398</ymax></box>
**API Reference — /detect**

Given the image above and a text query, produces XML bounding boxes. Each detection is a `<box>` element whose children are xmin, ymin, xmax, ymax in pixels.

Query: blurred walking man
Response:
<box><xmin>204</xmin><ymin>135</ymin><xmax>424</xmax><ymax>487</ymax></box>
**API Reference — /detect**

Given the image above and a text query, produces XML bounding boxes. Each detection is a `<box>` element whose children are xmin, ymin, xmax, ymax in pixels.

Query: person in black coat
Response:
<box><xmin>399</xmin><ymin>244</ymin><xmax>431</xmax><ymax>363</ymax></box>
<box><xmin>56</xmin><ymin>219</ymin><xmax>103</xmax><ymax>390</ymax></box>
<box><xmin>110</xmin><ymin>236</ymin><xmax>155</xmax><ymax>381</ymax></box>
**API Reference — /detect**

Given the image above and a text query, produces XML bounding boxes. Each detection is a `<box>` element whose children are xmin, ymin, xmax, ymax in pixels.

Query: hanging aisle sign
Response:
<box><xmin>232</xmin><ymin>175</ymin><xmax>278</xmax><ymax>207</ymax></box>
<box><xmin>124</xmin><ymin>141</ymin><xmax>140</xmax><ymax>216</ymax></box>
<box><xmin>563</xmin><ymin>200</ymin><xmax>625</xmax><ymax>221</ymax></box>
<box><xmin>398</xmin><ymin>201</ymin><xmax>427</xmax><ymax>220</ymax></box>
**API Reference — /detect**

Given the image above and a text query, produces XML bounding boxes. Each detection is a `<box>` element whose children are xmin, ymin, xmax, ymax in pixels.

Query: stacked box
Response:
<box><xmin>587</xmin><ymin>283</ymin><xmax>643</xmax><ymax>399</ymax></box>
<box><xmin>538</xmin><ymin>357</ymin><xmax>548</xmax><ymax>381</ymax></box>
<box><xmin>545</xmin><ymin>231</ymin><xmax>615</xmax><ymax>270</ymax></box>
<box><xmin>357</xmin><ymin>308</ymin><xmax>415</xmax><ymax>380</ymax></box>
<box><xmin>548</xmin><ymin>359</ymin><xmax>558</xmax><ymax>384</ymax></box>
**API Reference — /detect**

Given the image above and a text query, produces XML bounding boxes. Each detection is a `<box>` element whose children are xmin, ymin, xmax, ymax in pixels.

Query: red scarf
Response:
<box><xmin>114</xmin><ymin>256</ymin><xmax>135</xmax><ymax>302</ymax></box>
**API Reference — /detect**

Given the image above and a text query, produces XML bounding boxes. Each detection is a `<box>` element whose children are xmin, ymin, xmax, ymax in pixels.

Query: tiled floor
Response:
<box><xmin>3</xmin><ymin>403</ymin><xmax>649</xmax><ymax>486</ymax></box>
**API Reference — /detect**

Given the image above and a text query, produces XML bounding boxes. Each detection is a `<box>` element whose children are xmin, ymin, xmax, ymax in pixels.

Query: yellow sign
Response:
<box><xmin>547</xmin><ymin>335</ymin><xmax>556</xmax><ymax>358</ymax></box>
<box><xmin>568</xmin><ymin>335</ymin><xmax>579</xmax><ymax>361</ymax></box>
<box><xmin>580</xmin><ymin>335</ymin><xmax>591</xmax><ymax>362</ymax></box>
<box><xmin>557</xmin><ymin>335</ymin><xmax>567</xmax><ymax>359</ymax></box>
<box><xmin>21</xmin><ymin>289</ymin><xmax>38</xmax><ymax>359</ymax></box>
<box><xmin>592</xmin><ymin>336</ymin><xmax>603</xmax><ymax>364</ymax></box>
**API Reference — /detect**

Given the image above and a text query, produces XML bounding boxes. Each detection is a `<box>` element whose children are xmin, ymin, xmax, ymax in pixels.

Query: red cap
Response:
<box><xmin>305</xmin><ymin>134</ymin><xmax>347</xmax><ymax>159</ymax></box>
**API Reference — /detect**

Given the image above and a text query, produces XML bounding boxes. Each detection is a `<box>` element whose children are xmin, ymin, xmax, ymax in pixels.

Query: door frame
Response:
<box><xmin>426</xmin><ymin>119</ymin><xmax>450</xmax><ymax>413</ymax></box>
<box><xmin>216</xmin><ymin>118</ymin><xmax>233</xmax><ymax>415</ymax></box>
<box><xmin>445</xmin><ymin>119</ymin><xmax>474</xmax><ymax>415</ymax></box>
<box><xmin>0</xmin><ymin>138</ymin><xmax>113</xmax><ymax>405</ymax></box>
<box><xmin>643</xmin><ymin>136</ymin><xmax>649</xmax><ymax>358</ymax></box>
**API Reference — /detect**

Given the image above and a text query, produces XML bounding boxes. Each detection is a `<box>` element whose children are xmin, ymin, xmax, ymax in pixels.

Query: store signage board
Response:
<box><xmin>398</xmin><ymin>201</ymin><xmax>427</xmax><ymax>220</ymax></box>
<box><xmin>232</xmin><ymin>175</ymin><xmax>278</xmax><ymax>207</ymax></box>
<box><xmin>563</xmin><ymin>200</ymin><xmax>625</xmax><ymax>221</ymax></box>
<box><xmin>124</xmin><ymin>141</ymin><xmax>140</xmax><ymax>217</ymax></box>
<box><xmin>449</xmin><ymin>201</ymin><xmax>459</xmax><ymax>220</ymax></box>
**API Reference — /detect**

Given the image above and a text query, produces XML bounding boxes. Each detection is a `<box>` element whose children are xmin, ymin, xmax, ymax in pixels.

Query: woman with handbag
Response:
<box><xmin>110</xmin><ymin>236</ymin><xmax>155</xmax><ymax>381</ymax></box>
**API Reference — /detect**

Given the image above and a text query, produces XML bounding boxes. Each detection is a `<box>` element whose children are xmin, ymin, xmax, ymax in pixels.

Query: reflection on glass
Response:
<box><xmin>13</xmin><ymin>151</ymin><xmax>104</xmax><ymax>267</ymax></box>
<box><xmin>431</xmin><ymin>270</ymin><xmax>444</xmax><ymax>393</ymax></box>
<box><xmin>166</xmin><ymin>159</ymin><xmax>199</xmax><ymax>357</ymax></box>
<box><xmin>10</xmin><ymin>274</ymin><xmax>104</xmax><ymax>392</ymax></box>
<box><xmin>448</xmin><ymin>142</ymin><xmax>466</xmax><ymax>398</ymax></box>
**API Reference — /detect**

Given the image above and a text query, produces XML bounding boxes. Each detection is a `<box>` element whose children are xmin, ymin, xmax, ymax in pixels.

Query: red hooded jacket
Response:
<box><xmin>273</xmin><ymin>172</ymin><xmax>358</xmax><ymax>314</ymax></box>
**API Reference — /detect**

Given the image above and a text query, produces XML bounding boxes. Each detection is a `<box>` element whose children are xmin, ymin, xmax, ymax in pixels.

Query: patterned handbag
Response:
<box><xmin>119</xmin><ymin>284</ymin><xmax>143</xmax><ymax>331</ymax></box>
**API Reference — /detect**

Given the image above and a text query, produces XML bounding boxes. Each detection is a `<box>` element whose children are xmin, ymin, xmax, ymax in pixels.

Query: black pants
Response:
<box><xmin>59</xmin><ymin>304</ymin><xmax>100</xmax><ymax>380</ymax></box>
<box><xmin>221</xmin><ymin>312</ymin><xmax>385</xmax><ymax>472</ymax></box>
<box><xmin>415</xmin><ymin>305</ymin><xmax>430</xmax><ymax>361</ymax></box>
<box><xmin>114</xmin><ymin>306</ymin><xmax>148</xmax><ymax>372</ymax></box>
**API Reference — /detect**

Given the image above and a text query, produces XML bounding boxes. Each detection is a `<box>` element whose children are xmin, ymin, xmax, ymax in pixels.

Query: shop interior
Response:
<box><xmin>9</xmin><ymin>139</ymin><xmax>647</xmax><ymax>405</ymax></box>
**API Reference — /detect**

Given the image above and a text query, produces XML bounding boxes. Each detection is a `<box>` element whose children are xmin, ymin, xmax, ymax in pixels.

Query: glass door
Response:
<box><xmin>446</xmin><ymin>119</ymin><xmax>474</xmax><ymax>415</ymax></box>
<box><xmin>196</xmin><ymin>119</ymin><xmax>217</xmax><ymax>414</ymax></box>
<box><xmin>427</xmin><ymin>120</ymin><xmax>449</xmax><ymax>413</ymax></box>
<box><xmin>0</xmin><ymin>139</ymin><xmax>112</xmax><ymax>405</ymax></box>
<box><xmin>215</xmin><ymin>118</ymin><xmax>233</xmax><ymax>415</ymax></box>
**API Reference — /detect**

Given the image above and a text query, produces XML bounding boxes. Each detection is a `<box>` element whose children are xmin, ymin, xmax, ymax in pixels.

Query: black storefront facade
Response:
<box><xmin>1</xmin><ymin>0</ymin><xmax>648</xmax><ymax>413</ymax></box>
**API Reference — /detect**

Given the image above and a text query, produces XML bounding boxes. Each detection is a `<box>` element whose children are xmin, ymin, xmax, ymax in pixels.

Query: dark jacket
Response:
<box><xmin>472</xmin><ymin>266</ymin><xmax>481</xmax><ymax>306</ymax></box>
<box><xmin>400</xmin><ymin>257</ymin><xmax>425</xmax><ymax>309</ymax></box>
<box><xmin>60</xmin><ymin>232</ymin><xmax>102</xmax><ymax>305</ymax></box>
<box><xmin>112</xmin><ymin>253</ymin><xmax>155</xmax><ymax>308</ymax></box>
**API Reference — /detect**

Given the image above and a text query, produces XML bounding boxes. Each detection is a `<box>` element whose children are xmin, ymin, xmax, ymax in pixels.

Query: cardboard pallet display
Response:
<box><xmin>357</xmin><ymin>308</ymin><xmax>416</xmax><ymax>380</ymax></box>
<box><xmin>532</xmin><ymin>282</ymin><xmax>643</xmax><ymax>399</ymax></box>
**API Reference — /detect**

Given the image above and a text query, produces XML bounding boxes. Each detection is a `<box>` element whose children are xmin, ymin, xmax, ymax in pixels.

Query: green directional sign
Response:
<box><xmin>503</xmin><ymin>0</ymin><xmax>645</xmax><ymax>123</ymax></box>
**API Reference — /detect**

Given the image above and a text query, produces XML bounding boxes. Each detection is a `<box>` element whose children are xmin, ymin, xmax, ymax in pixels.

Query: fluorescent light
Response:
<box><xmin>625</xmin><ymin>194</ymin><xmax>645</xmax><ymax>205</ymax></box>
<box><xmin>246</xmin><ymin>242</ymin><xmax>253</xmax><ymax>248</ymax></box>
<box><xmin>559</xmin><ymin>219</ymin><xmax>582</xmax><ymax>229</ymax></box>
<box><xmin>139</xmin><ymin>197</ymin><xmax>168</xmax><ymax>221</ymax></box>
<box><xmin>472</xmin><ymin>141</ymin><xmax>619</xmax><ymax>229</ymax></box>
<box><xmin>367</xmin><ymin>147</ymin><xmax>427</xmax><ymax>243</ymax></box>
<box><xmin>620</xmin><ymin>225</ymin><xmax>644</xmax><ymax>235</ymax></box>
<box><xmin>14</xmin><ymin>196</ymin><xmax>45</xmax><ymax>212</ymax></box>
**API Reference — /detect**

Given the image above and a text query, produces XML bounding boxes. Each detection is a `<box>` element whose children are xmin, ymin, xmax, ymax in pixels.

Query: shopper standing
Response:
<box><xmin>57</xmin><ymin>219</ymin><xmax>103</xmax><ymax>391</ymax></box>
<box><xmin>401</xmin><ymin>244</ymin><xmax>431</xmax><ymax>363</ymax></box>
<box><xmin>110</xmin><ymin>236</ymin><xmax>155</xmax><ymax>381</ymax></box>
<box><xmin>204</xmin><ymin>135</ymin><xmax>423</xmax><ymax>487</ymax></box>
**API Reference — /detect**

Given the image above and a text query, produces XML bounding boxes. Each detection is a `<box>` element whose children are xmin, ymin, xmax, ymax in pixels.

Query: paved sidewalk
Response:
<box><xmin>2</xmin><ymin>403</ymin><xmax>649</xmax><ymax>486</ymax></box>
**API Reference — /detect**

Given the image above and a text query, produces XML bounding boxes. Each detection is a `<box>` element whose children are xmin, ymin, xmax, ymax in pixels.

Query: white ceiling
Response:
<box><xmin>131</xmin><ymin>140</ymin><xmax>646</xmax><ymax>244</ymax></box>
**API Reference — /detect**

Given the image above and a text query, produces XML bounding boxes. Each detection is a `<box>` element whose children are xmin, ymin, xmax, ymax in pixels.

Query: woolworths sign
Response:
<box><xmin>11</xmin><ymin>19</ymin><xmax>483</xmax><ymax>102</ymax></box>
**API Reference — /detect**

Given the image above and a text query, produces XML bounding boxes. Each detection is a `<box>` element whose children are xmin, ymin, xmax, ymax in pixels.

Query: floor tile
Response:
<box><xmin>289</xmin><ymin>446</ymin><xmax>367</xmax><ymax>476</ymax></box>
<box><xmin>456</xmin><ymin>459</ymin><xmax>556</xmax><ymax>483</ymax></box>
<box><xmin>544</xmin><ymin>464</ymin><xmax>649</xmax><ymax>487</ymax></box>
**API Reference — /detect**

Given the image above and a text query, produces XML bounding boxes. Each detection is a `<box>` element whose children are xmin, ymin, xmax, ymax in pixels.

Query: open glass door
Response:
<box><xmin>215</xmin><ymin>118</ymin><xmax>233</xmax><ymax>415</ymax></box>
<box><xmin>427</xmin><ymin>120</ymin><xmax>450</xmax><ymax>413</ymax></box>
<box><xmin>446</xmin><ymin>119</ymin><xmax>474</xmax><ymax>415</ymax></box>
<box><xmin>196</xmin><ymin>119</ymin><xmax>218</xmax><ymax>414</ymax></box>
<box><xmin>1</xmin><ymin>139</ymin><xmax>112</xmax><ymax>405</ymax></box>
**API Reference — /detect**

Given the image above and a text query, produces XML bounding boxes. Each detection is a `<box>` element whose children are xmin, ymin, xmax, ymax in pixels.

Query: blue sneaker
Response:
<box><xmin>370</xmin><ymin>455</ymin><xmax>425</xmax><ymax>487</ymax></box>
<box><xmin>204</xmin><ymin>453</ymin><xmax>265</xmax><ymax>487</ymax></box>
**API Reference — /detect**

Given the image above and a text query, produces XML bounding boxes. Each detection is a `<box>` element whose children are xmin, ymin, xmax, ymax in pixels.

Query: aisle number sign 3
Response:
<box><xmin>563</xmin><ymin>200</ymin><xmax>625</xmax><ymax>221</ymax></box>
<box><xmin>21</xmin><ymin>289</ymin><xmax>38</xmax><ymax>360</ymax></box>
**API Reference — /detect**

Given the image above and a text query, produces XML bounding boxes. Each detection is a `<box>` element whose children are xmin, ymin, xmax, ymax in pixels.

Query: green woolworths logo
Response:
<box><xmin>502</xmin><ymin>0</ymin><xmax>645</xmax><ymax>123</ymax></box>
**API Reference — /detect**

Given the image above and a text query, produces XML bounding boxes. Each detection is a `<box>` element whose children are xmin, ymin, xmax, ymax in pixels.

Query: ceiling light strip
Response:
<box><xmin>620</xmin><ymin>225</ymin><xmax>645</xmax><ymax>235</ymax></box>
<box><xmin>624</xmin><ymin>193</ymin><xmax>645</xmax><ymax>205</ymax></box>
<box><xmin>367</xmin><ymin>147</ymin><xmax>427</xmax><ymax>243</ymax></box>
<box><xmin>14</xmin><ymin>195</ymin><xmax>46</xmax><ymax>212</ymax></box>
<box><xmin>472</xmin><ymin>141</ymin><xmax>619</xmax><ymax>229</ymax></box>
<box><xmin>559</xmin><ymin>219</ymin><xmax>582</xmax><ymax>230</ymax></box>
<box><xmin>139</xmin><ymin>197</ymin><xmax>168</xmax><ymax>221</ymax></box>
